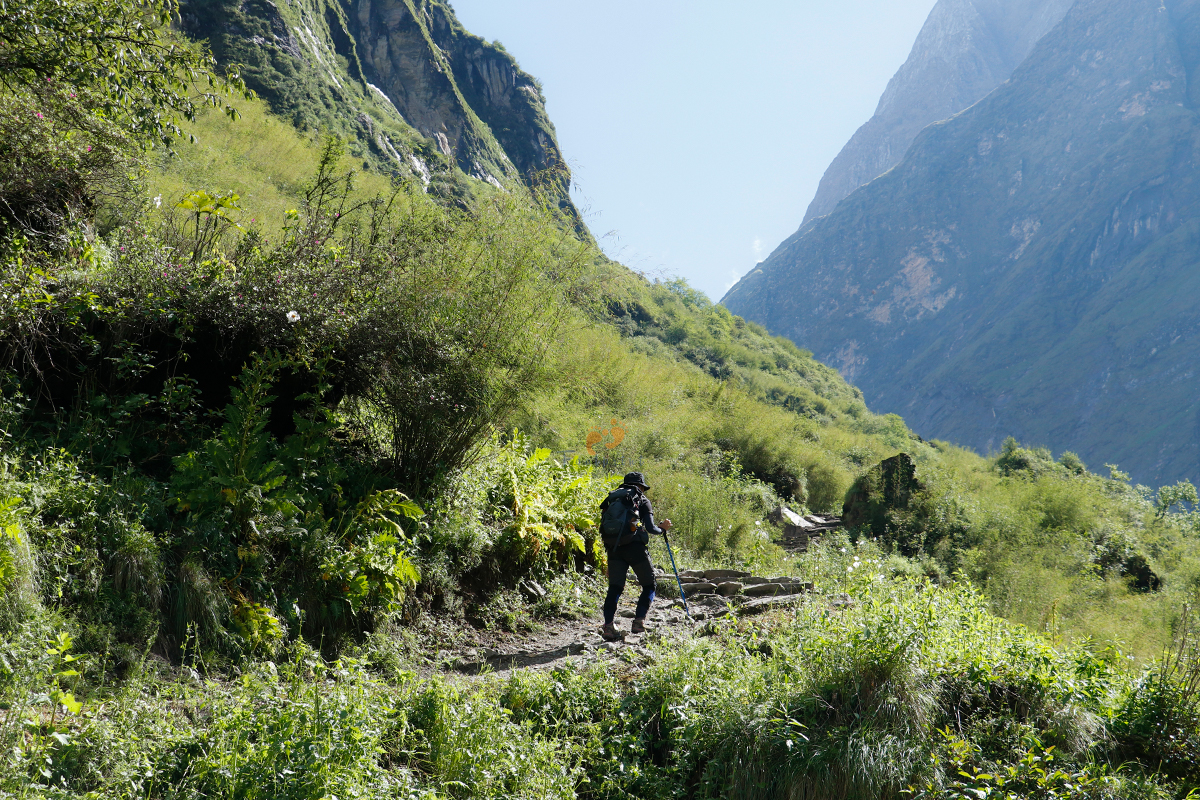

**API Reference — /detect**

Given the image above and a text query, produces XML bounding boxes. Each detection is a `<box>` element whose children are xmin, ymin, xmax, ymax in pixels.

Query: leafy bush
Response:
<box><xmin>0</xmin><ymin>0</ymin><xmax>247</xmax><ymax>237</ymax></box>
<box><xmin>996</xmin><ymin>437</ymin><xmax>1055</xmax><ymax>477</ymax></box>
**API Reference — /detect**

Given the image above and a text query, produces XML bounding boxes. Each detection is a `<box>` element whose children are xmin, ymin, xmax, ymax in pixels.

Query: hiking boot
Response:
<box><xmin>598</xmin><ymin>623</ymin><xmax>624</xmax><ymax>642</ymax></box>
<box><xmin>631</xmin><ymin>618</ymin><xmax>646</xmax><ymax>634</ymax></box>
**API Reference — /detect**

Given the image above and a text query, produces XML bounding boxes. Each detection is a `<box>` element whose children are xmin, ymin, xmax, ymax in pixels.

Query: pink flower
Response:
<box><xmin>35</xmin><ymin>112</ymin><xmax>43</xmax><ymax>119</ymax></box>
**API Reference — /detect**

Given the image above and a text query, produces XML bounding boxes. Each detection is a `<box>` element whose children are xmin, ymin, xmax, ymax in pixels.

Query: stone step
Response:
<box><xmin>743</xmin><ymin>582</ymin><xmax>812</xmax><ymax>597</ymax></box>
<box><xmin>738</xmin><ymin>592</ymin><xmax>810</xmax><ymax>616</ymax></box>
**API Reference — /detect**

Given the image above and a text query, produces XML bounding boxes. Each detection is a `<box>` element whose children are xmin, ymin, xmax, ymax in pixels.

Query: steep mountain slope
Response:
<box><xmin>803</xmin><ymin>0</ymin><xmax>1074</xmax><ymax>224</ymax></box>
<box><xmin>181</xmin><ymin>0</ymin><xmax>578</xmax><ymax>216</ymax></box>
<box><xmin>725</xmin><ymin>0</ymin><xmax>1200</xmax><ymax>485</ymax></box>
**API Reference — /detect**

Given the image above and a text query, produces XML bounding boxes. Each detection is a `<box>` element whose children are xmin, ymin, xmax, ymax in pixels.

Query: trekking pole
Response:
<box><xmin>662</xmin><ymin>531</ymin><xmax>692</xmax><ymax>620</ymax></box>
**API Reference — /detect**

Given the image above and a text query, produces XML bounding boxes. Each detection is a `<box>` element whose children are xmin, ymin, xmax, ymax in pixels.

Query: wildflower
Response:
<box><xmin>286</xmin><ymin>311</ymin><xmax>300</xmax><ymax>323</ymax></box>
<box><xmin>153</xmin><ymin>194</ymin><xmax>162</xmax><ymax>208</ymax></box>
<box><xmin>35</xmin><ymin>112</ymin><xmax>43</xmax><ymax>119</ymax></box>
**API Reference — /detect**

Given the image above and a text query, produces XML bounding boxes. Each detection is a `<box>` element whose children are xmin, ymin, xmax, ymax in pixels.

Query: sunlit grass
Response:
<box><xmin>147</xmin><ymin>98</ymin><xmax>400</xmax><ymax>230</ymax></box>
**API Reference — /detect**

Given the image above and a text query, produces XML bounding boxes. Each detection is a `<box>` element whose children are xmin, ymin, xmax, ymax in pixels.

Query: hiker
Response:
<box><xmin>598</xmin><ymin>472</ymin><xmax>672</xmax><ymax>641</ymax></box>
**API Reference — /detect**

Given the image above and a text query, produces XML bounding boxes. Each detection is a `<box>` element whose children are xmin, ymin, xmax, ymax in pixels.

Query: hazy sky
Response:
<box><xmin>449</xmin><ymin>0</ymin><xmax>939</xmax><ymax>301</ymax></box>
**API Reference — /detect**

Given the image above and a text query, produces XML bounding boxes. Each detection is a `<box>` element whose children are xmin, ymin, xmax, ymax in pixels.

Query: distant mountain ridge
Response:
<box><xmin>725</xmin><ymin>0</ymin><xmax>1200</xmax><ymax>485</ymax></box>
<box><xmin>803</xmin><ymin>0</ymin><xmax>1074</xmax><ymax>224</ymax></box>
<box><xmin>181</xmin><ymin>0</ymin><xmax>581</xmax><ymax>221</ymax></box>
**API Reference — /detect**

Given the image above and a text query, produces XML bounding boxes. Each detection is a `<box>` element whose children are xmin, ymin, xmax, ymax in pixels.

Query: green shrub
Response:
<box><xmin>1059</xmin><ymin>450</ymin><xmax>1088</xmax><ymax>475</ymax></box>
<box><xmin>0</xmin><ymin>0</ymin><xmax>247</xmax><ymax>237</ymax></box>
<box><xmin>996</xmin><ymin>436</ymin><xmax>1054</xmax><ymax>476</ymax></box>
<box><xmin>807</xmin><ymin>458</ymin><xmax>852</xmax><ymax>513</ymax></box>
<box><xmin>487</xmin><ymin>437</ymin><xmax>605</xmax><ymax>579</ymax></box>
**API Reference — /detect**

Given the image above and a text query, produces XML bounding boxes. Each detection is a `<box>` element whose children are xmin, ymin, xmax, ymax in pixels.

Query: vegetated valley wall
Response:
<box><xmin>803</xmin><ymin>0</ymin><xmax>1074</xmax><ymax>224</ymax></box>
<box><xmin>725</xmin><ymin>0</ymin><xmax>1200</xmax><ymax>486</ymax></box>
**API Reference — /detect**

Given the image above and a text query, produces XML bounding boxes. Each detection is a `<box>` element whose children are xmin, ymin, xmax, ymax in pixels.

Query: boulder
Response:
<box><xmin>842</xmin><ymin>453</ymin><xmax>931</xmax><ymax>555</ymax></box>
<box><xmin>684</xmin><ymin>582</ymin><xmax>718</xmax><ymax>596</ymax></box>
<box><xmin>519</xmin><ymin>579</ymin><xmax>547</xmax><ymax>600</ymax></box>
<box><xmin>716</xmin><ymin>581</ymin><xmax>744</xmax><ymax>597</ymax></box>
<box><xmin>680</xmin><ymin>569</ymin><xmax>707</xmax><ymax>579</ymax></box>
<box><xmin>1122</xmin><ymin>553</ymin><xmax>1162</xmax><ymax>592</ymax></box>
<box><xmin>769</xmin><ymin>506</ymin><xmax>808</xmax><ymax>527</ymax></box>
<box><xmin>744</xmin><ymin>582</ymin><xmax>811</xmax><ymax>597</ymax></box>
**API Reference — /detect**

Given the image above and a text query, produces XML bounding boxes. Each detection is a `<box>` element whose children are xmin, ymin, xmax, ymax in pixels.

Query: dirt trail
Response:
<box><xmin>434</xmin><ymin>512</ymin><xmax>845</xmax><ymax>679</ymax></box>
<box><xmin>442</xmin><ymin>587</ymin><xmax>817</xmax><ymax>679</ymax></box>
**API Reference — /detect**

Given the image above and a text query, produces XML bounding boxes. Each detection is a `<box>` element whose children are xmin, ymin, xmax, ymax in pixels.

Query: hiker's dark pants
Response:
<box><xmin>603</xmin><ymin>541</ymin><xmax>656</xmax><ymax>624</ymax></box>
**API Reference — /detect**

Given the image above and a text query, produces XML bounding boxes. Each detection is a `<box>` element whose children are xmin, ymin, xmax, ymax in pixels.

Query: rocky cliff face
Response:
<box><xmin>803</xmin><ymin>0</ymin><xmax>1074</xmax><ymax>224</ymax></box>
<box><xmin>181</xmin><ymin>0</ymin><xmax>579</xmax><ymax>217</ymax></box>
<box><xmin>726</xmin><ymin>0</ymin><xmax>1200</xmax><ymax>485</ymax></box>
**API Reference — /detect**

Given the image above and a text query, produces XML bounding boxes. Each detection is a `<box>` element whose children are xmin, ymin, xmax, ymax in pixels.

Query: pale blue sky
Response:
<box><xmin>449</xmin><ymin>0</ymin><xmax>939</xmax><ymax>301</ymax></box>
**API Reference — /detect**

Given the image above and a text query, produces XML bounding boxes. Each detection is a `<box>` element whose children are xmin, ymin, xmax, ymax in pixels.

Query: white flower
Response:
<box><xmin>153</xmin><ymin>194</ymin><xmax>162</xmax><ymax>208</ymax></box>
<box><xmin>286</xmin><ymin>310</ymin><xmax>300</xmax><ymax>323</ymax></box>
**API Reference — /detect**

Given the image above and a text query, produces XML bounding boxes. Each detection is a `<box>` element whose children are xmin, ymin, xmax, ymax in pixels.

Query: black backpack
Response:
<box><xmin>599</xmin><ymin>486</ymin><xmax>642</xmax><ymax>547</ymax></box>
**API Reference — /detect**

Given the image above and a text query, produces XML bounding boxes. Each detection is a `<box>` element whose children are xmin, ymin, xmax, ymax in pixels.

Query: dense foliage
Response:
<box><xmin>6</xmin><ymin>566</ymin><xmax>1200</xmax><ymax>798</ymax></box>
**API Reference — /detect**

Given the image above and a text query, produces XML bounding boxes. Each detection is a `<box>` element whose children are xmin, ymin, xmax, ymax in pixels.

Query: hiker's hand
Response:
<box><xmin>660</xmin><ymin>519</ymin><xmax>673</xmax><ymax>531</ymax></box>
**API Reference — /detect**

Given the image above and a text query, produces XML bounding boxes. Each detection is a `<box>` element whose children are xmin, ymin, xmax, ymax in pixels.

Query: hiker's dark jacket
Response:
<box><xmin>600</xmin><ymin>485</ymin><xmax>663</xmax><ymax>546</ymax></box>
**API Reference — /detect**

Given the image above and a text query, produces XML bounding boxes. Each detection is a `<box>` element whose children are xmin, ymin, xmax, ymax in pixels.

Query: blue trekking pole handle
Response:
<box><xmin>662</xmin><ymin>531</ymin><xmax>692</xmax><ymax>619</ymax></box>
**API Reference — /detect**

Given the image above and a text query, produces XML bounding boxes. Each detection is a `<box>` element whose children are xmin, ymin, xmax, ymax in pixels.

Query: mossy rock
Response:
<box><xmin>842</xmin><ymin>453</ymin><xmax>936</xmax><ymax>556</ymax></box>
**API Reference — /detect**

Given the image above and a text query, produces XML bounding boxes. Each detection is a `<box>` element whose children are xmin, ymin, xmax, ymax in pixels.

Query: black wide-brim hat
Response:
<box><xmin>623</xmin><ymin>472</ymin><xmax>650</xmax><ymax>490</ymax></box>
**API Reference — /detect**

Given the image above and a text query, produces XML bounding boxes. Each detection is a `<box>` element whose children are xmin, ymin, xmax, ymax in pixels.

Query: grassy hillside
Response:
<box><xmin>177</xmin><ymin>0</ymin><xmax>578</xmax><ymax>212</ymax></box>
<box><xmin>6</xmin><ymin>27</ymin><xmax>1200</xmax><ymax>799</ymax></box>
